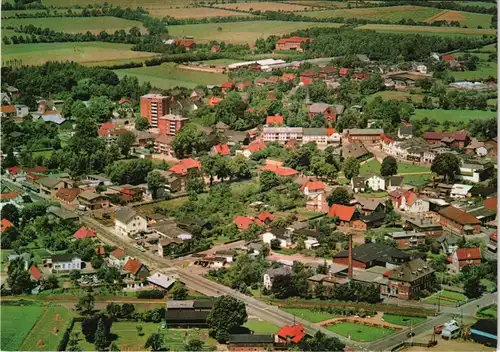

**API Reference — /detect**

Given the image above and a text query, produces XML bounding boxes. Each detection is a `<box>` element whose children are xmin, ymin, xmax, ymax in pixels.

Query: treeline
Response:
<box><xmin>1</xmin><ymin>6</ymin><xmax>149</xmax><ymax>20</ymax></box>
<box><xmin>144</xmin><ymin>52</ymin><xmax>224</xmax><ymax>66</ymax></box>
<box><xmin>288</xmin><ymin>27</ymin><xmax>494</xmax><ymax>62</ymax></box>
<box><xmin>3</xmin><ymin>25</ymin><xmax>144</xmax><ymax>45</ymax></box>
<box><xmin>377</xmin><ymin>0</ymin><xmax>496</xmax><ymax>15</ymax></box>
<box><xmin>1</xmin><ymin>0</ymin><xmax>44</xmax><ymax>10</ymax></box>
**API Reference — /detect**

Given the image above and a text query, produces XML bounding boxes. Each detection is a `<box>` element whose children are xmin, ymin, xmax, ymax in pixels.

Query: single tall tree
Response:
<box><xmin>207</xmin><ymin>295</ymin><xmax>248</xmax><ymax>341</ymax></box>
<box><xmin>116</xmin><ymin>131</ymin><xmax>136</xmax><ymax>156</ymax></box>
<box><xmin>342</xmin><ymin>157</ymin><xmax>360</xmax><ymax>180</ymax></box>
<box><xmin>380</xmin><ymin>156</ymin><xmax>398</xmax><ymax>176</ymax></box>
<box><xmin>431</xmin><ymin>153</ymin><xmax>460</xmax><ymax>182</ymax></box>
<box><xmin>144</xmin><ymin>333</ymin><xmax>164</xmax><ymax>351</ymax></box>
<box><xmin>146</xmin><ymin>171</ymin><xmax>166</xmax><ymax>199</ymax></box>
<box><xmin>94</xmin><ymin>318</ymin><xmax>108</xmax><ymax>351</ymax></box>
<box><xmin>327</xmin><ymin>187</ymin><xmax>352</xmax><ymax>206</ymax></box>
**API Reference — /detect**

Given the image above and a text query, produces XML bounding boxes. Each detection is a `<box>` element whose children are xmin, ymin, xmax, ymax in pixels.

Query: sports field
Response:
<box><xmin>1</xmin><ymin>305</ymin><xmax>45</xmax><ymax>351</ymax></box>
<box><xmin>114</xmin><ymin>63</ymin><xmax>228</xmax><ymax>89</ymax></box>
<box><xmin>357</xmin><ymin>24</ymin><xmax>496</xmax><ymax>36</ymax></box>
<box><xmin>424</xmin><ymin>10</ymin><xmax>492</xmax><ymax>28</ymax></box>
<box><xmin>215</xmin><ymin>2</ymin><xmax>311</xmax><ymax>12</ymax></box>
<box><xmin>2</xmin><ymin>16</ymin><xmax>145</xmax><ymax>34</ymax></box>
<box><xmin>326</xmin><ymin>322</ymin><xmax>396</xmax><ymax>342</ymax></box>
<box><xmin>2</xmin><ymin>42</ymin><xmax>157</xmax><ymax>66</ymax></box>
<box><xmin>297</xmin><ymin>6</ymin><xmax>441</xmax><ymax>22</ymax></box>
<box><xmin>147</xmin><ymin>7</ymin><xmax>254</xmax><ymax>19</ymax></box>
<box><xmin>19</xmin><ymin>306</ymin><xmax>74</xmax><ymax>351</ymax></box>
<box><xmin>167</xmin><ymin>21</ymin><xmax>343</xmax><ymax>45</ymax></box>
<box><xmin>412</xmin><ymin>109</ymin><xmax>496</xmax><ymax>123</ymax></box>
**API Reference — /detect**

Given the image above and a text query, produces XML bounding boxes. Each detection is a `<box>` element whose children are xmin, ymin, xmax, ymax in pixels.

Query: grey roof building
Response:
<box><xmin>115</xmin><ymin>206</ymin><xmax>139</xmax><ymax>224</ymax></box>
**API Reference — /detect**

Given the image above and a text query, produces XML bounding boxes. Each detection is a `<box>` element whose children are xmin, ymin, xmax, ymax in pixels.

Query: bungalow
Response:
<box><xmin>438</xmin><ymin>206</ymin><xmax>481</xmax><ymax>235</ymax></box>
<box><xmin>208</xmin><ymin>96</ymin><xmax>223</xmax><ymax>107</ymax></box>
<box><xmin>174</xmin><ymin>39</ymin><xmax>196</xmax><ymax>51</ymax></box>
<box><xmin>73</xmin><ymin>226</ymin><xmax>97</xmax><ymax>240</ymax></box>
<box><xmin>260</xmin><ymin>163</ymin><xmax>299</xmax><ymax>177</ymax></box>
<box><xmin>147</xmin><ymin>272</ymin><xmax>177</xmax><ymax>291</ymax></box>
<box><xmin>276</xmin><ymin>324</ymin><xmax>306</xmax><ymax>344</ymax></box>
<box><xmin>451</xmin><ymin>247</ymin><xmax>481</xmax><ymax>273</ymax></box>
<box><xmin>233</xmin><ymin>216</ymin><xmax>255</xmax><ymax>231</ymax></box>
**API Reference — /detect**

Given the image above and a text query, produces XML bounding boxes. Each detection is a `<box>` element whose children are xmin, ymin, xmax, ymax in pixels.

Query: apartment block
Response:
<box><xmin>140</xmin><ymin>94</ymin><xmax>170</xmax><ymax>128</ymax></box>
<box><xmin>158</xmin><ymin>114</ymin><xmax>188</xmax><ymax>136</ymax></box>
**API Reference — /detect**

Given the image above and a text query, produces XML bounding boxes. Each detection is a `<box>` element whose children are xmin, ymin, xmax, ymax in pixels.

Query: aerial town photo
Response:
<box><xmin>0</xmin><ymin>0</ymin><xmax>498</xmax><ymax>351</ymax></box>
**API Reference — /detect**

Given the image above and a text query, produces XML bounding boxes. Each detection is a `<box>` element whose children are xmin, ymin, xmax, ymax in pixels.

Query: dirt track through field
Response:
<box><xmin>425</xmin><ymin>10</ymin><xmax>466</xmax><ymax>23</ymax></box>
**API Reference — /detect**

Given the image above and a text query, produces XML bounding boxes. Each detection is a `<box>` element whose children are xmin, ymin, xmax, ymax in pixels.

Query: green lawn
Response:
<box><xmin>423</xmin><ymin>290</ymin><xmax>467</xmax><ymax>306</ymax></box>
<box><xmin>412</xmin><ymin>109</ymin><xmax>496</xmax><ymax>123</ymax></box>
<box><xmin>382</xmin><ymin>314</ymin><xmax>427</xmax><ymax>326</ymax></box>
<box><xmin>397</xmin><ymin>163</ymin><xmax>431</xmax><ymax>174</ymax></box>
<box><xmin>114</xmin><ymin>63</ymin><xmax>228</xmax><ymax>90</ymax></box>
<box><xmin>356</xmin><ymin>191</ymin><xmax>387</xmax><ymax>198</ymax></box>
<box><xmin>326</xmin><ymin>322</ymin><xmax>396</xmax><ymax>342</ymax></box>
<box><xmin>359</xmin><ymin>159</ymin><xmax>381</xmax><ymax>174</ymax></box>
<box><xmin>73</xmin><ymin>322</ymin><xmax>216</xmax><ymax>351</ymax></box>
<box><xmin>477</xmin><ymin>304</ymin><xmax>497</xmax><ymax>318</ymax></box>
<box><xmin>297</xmin><ymin>5</ymin><xmax>440</xmax><ymax>22</ymax></box>
<box><xmin>1</xmin><ymin>305</ymin><xmax>45</xmax><ymax>351</ymax></box>
<box><xmin>451</xmin><ymin>62</ymin><xmax>498</xmax><ymax>81</ymax></box>
<box><xmin>282</xmin><ymin>307</ymin><xmax>337</xmax><ymax>323</ymax></box>
<box><xmin>167</xmin><ymin>21</ymin><xmax>343</xmax><ymax>45</ymax></box>
<box><xmin>2</xmin><ymin>42</ymin><xmax>157</xmax><ymax>67</ymax></box>
<box><xmin>2</xmin><ymin>16</ymin><xmax>145</xmax><ymax>34</ymax></box>
<box><xmin>243</xmin><ymin>319</ymin><xmax>280</xmax><ymax>334</ymax></box>
<box><xmin>481</xmin><ymin>279</ymin><xmax>497</xmax><ymax>292</ymax></box>
<box><xmin>20</xmin><ymin>306</ymin><xmax>74</xmax><ymax>351</ymax></box>
<box><xmin>403</xmin><ymin>173</ymin><xmax>435</xmax><ymax>186</ymax></box>
<box><xmin>367</xmin><ymin>90</ymin><xmax>427</xmax><ymax>103</ymax></box>
<box><xmin>32</xmin><ymin>149</ymin><xmax>54</xmax><ymax>159</ymax></box>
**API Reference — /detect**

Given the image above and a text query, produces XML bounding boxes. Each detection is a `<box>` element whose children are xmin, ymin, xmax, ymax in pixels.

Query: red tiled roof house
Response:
<box><xmin>451</xmin><ymin>248</ymin><xmax>481</xmax><ymax>272</ymax></box>
<box><xmin>328</xmin><ymin>204</ymin><xmax>366</xmax><ymax>230</ymax></box>
<box><xmin>438</xmin><ymin>206</ymin><xmax>481</xmax><ymax>235</ymax></box>
<box><xmin>275</xmin><ymin>36</ymin><xmax>312</xmax><ymax>52</ymax></box>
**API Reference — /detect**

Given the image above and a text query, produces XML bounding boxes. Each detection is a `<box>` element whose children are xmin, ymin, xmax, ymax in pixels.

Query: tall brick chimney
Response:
<box><xmin>348</xmin><ymin>234</ymin><xmax>353</xmax><ymax>279</ymax></box>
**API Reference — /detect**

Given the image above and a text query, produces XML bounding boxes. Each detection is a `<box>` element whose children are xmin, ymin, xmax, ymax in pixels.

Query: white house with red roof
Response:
<box><xmin>109</xmin><ymin>248</ymin><xmax>129</xmax><ymax>268</ymax></box>
<box><xmin>300</xmin><ymin>180</ymin><xmax>326</xmax><ymax>198</ymax></box>
<box><xmin>389</xmin><ymin>189</ymin><xmax>429</xmax><ymax>213</ymax></box>
<box><xmin>450</xmin><ymin>247</ymin><xmax>482</xmax><ymax>273</ymax></box>
<box><xmin>233</xmin><ymin>216</ymin><xmax>254</xmax><ymax>230</ymax></box>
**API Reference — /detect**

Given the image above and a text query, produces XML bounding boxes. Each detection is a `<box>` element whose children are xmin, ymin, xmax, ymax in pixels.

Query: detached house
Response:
<box><xmin>275</xmin><ymin>36</ymin><xmax>312</xmax><ymax>51</ymax></box>
<box><xmin>451</xmin><ymin>248</ymin><xmax>481</xmax><ymax>273</ymax></box>
<box><xmin>307</xmin><ymin>103</ymin><xmax>337</xmax><ymax>123</ymax></box>
<box><xmin>55</xmin><ymin>187</ymin><xmax>82</xmax><ymax>206</ymax></box>
<box><xmin>114</xmin><ymin>206</ymin><xmax>147</xmax><ymax>237</ymax></box>
<box><xmin>123</xmin><ymin>258</ymin><xmax>150</xmax><ymax>289</ymax></box>
<box><xmin>73</xmin><ymin>226</ymin><xmax>97</xmax><ymax>240</ymax></box>
<box><xmin>169</xmin><ymin>158</ymin><xmax>201</xmax><ymax>176</ymax></box>
<box><xmin>327</xmin><ymin>204</ymin><xmax>367</xmax><ymax>230</ymax></box>
<box><xmin>77</xmin><ymin>191</ymin><xmax>110</xmax><ymax>210</ymax></box>
<box><xmin>48</xmin><ymin>254</ymin><xmax>82</xmax><ymax>273</ymax></box>
<box><xmin>300</xmin><ymin>180</ymin><xmax>326</xmax><ymax>198</ymax></box>
<box><xmin>36</xmin><ymin>176</ymin><xmax>67</xmax><ymax>197</ymax></box>
<box><xmin>389</xmin><ymin>190</ymin><xmax>429</xmax><ymax>213</ymax></box>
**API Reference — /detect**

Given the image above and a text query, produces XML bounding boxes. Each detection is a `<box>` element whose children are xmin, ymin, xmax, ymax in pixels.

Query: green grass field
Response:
<box><xmin>114</xmin><ymin>63</ymin><xmax>228</xmax><ymax>89</ymax></box>
<box><xmin>2</xmin><ymin>16</ymin><xmax>145</xmax><ymax>34</ymax></box>
<box><xmin>20</xmin><ymin>306</ymin><xmax>74</xmax><ymax>351</ymax></box>
<box><xmin>297</xmin><ymin>6</ymin><xmax>441</xmax><ymax>21</ymax></box>
<box><xmin>243</xmin><ymin>319</ymin><xmax>281</xmax><ymax>333</ymax></box>
<box><xmin>423</xmin><ymin>290</ymin><xmax>467</xmax><ymax>306</ymax></box>
<box><xmin>398</xmin><ymin>163</ymin><xmax>431</xmax><ymax>173</ymax></box>
<box><xmin>357</xmin><ymin>24</ymin><xmax>496</xmax><ymax>36</ymax></box>
<box><xmin>1</xmin><ymin>305</ymin><xmax>45</xmax><ymax>351</ymax></box>
<box><xmin>360</xmin><ymin>159</ymin><xmax>381</xmax><ymax>174</ymax></box>
<box><xmin>326</xmin><ymin>322</ymin><xmax>396</xmax><ymax>342</ymax></box>
<box><xmin>412</xmin><ymin>109</ymin><xmax>496</xmax><ymax>123</ymax></box>
<box><xmin>477</xmin><ymin>304</ymin><xmax>497</xmax><ymax>318</ymax></box>
<box><xmin>73</xmin><ymin>322</ymin><xmax>216</xmax><ymax>351</ymax></box>
<box><xmin>2</xmin><ymin>42</ymin><xmax>157</xmax><ymax>66</ymax></box>
<box><xmin>382</xmin><ymin>314</ymin><xmax>427</xmax><ymax>326</ymax></box>
<box><xmin>282</xmin><ymin>307</ymin><xmax>337</xmax><ymax>323</ymax></box>
<box><xmin>367</xmin><ymin>90</ymin><xmax>428</xmax><ymax>103</ymax></box>
<box><xmin>451</xmin><ymin>62</ymin><xmax>498</xmax><ymax>80</ymax></box>
<box><xmin>167</xmin><ymin>21</ymin><xmax>343</xmax><ymax>45</ymax></box>
<box><xmin>403</xmin><ymin>173</ymin><xmax>435</xmax><ymax>186</ymax></box>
